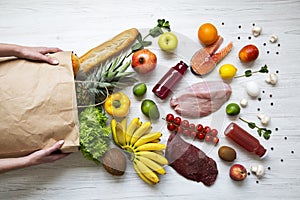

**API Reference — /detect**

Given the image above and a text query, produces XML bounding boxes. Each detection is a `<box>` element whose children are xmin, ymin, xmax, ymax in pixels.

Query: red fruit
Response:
<box><xmin>189</xmin><ymin>123</ymin><xmax>196</xmax><ymax>131</ymax></box>
<box><xmin>183</xmin><ymin>129</ymin><xmax>191</xmax><ymax>137</ymax></box>
<box><xmin>204</xmin><ymin>126</ymin><xmax>211</xmax><ymax>134</ymax></box>
<box><xmin>176</xmin><ymin>126</ymin><xmax>183</xmax><ymax>134</ymax></box>
<box><xmin>191</xmin><ymin>131</ymin><xmax>198</xmax><ymax>139</ymax></box>
<box><xmin>212</xmin><ymin>137</ymin><xmax>219</xmax><ymax>145</ymax></box>
<box><xmin>205</xmin><ymin>134</ymin><xmax>212</xmax><ymax>142</ymax></box>
<box><xmin>197</xmin><ymin>132</ymin><xmax>205</xmax><ymax>140</ymax></box>
<box><xmin>173</xmin><ymin>117</ymin><xmax>182</xmax><ymax>126</ymax></box>
<box><xmin>131</xmin><ymin>49</ymin><xmax>157</xmax><ymax>74</ymax></box>
<box><xmin>211</xmin><ymin>129</ymin><xmax>218</xmax><ymax>137</ymax></box>
<box><xmin>166</xmin><ymin>113</ymin><xmax>174</xmax><ymax>122</ymax></box>
<box><xmin>239</xmin><ymin>44</ymin><xmax>259</xmax><ymax>63</ymax></box>
<box><xmin>181</xmin><ymin>120</ymin><xmax>189</xmax><ymax>128</ymax></box>
<box><xmin>196</xmin><ymin>124</ymin><xmax>204</xmax><ymax>132</ymax></box>
<box><xmin>229</xmin><ymin>164</ymin><xmax>247</xmax><ymax>181</ymax></box>
<box><xmin>167</xmin><ymin>123</ymin><xmax>177</xmax><ymax>132</ymax></box>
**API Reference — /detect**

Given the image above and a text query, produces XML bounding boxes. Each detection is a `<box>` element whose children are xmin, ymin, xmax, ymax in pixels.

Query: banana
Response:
<box><xmin>111</xmin><ymin>119</ymin><xmax>119</xmax><ymax>146</ymax></box>
<box><xmin>136</xmin><ymin>155</ymin><xmax>166</xmax><ymax>175</ymax></box>
<box><xmin>135</xmin><ymin>151</ymin><xmax>168</xmax><ymax>165</ymax></box>
<box><xmin>151</xmin><ymin>139</ymin><xmax>160</xmax><ymax>143</ymax></box>
<box><xmin>125</xmin><ymin>117</ymin><xmax>142</xmax><ymax>145</ymax></box>
<box><xmin>133</xmin><ymin>160</ymin><xmax>156</xmax><ymax>185</ymax></box>
<box><xmin>133</xmin><ymin>132</ymin><xmax>162</xmax><ymax>148</ymax></box>
<box><xmin>130</xmin><ymin>121</ymin><xmax>152</xmax><ymax>146</ymax></box>
<box><xmin>116</xmin><ymin>122</ymin><xmax>126</xmax><ymax>147</ymax></box>
<box><xmin>133</xmin><ymin>158</ymin><xmax>160</xmax><ymax>184</ymax></box>
<box><xmin>120</xmin><ymin>117</ymin><xmax>127</xmax><ymax>134</ymax></box>
<box><xmin>135</xmin><ymin>143</ymin><xmax>166</xmax><ymax>152</ymax></box>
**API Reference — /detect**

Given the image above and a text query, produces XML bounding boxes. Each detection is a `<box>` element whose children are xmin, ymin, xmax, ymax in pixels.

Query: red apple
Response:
<box><xmin>131</xmin><ymin>49</ymin><xmax>157</xmax><ymax>74</ymax></box>
<box><xmin>229</xmin><ymin>164</ymin><xmax>247</xmax><ymax>181</ymax></box>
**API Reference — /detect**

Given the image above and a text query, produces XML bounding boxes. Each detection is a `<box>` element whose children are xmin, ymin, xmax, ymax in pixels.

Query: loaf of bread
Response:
<box><xmin>79</xmin><ymin>28</ymin><xmax>139</xmax><ymax>73</ymax></box>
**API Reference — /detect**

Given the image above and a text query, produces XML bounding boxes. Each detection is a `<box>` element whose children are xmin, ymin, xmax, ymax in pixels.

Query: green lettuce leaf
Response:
<box><xmin>79</xmin><ymin>107</ymin><xmax>111</xmax><ymax>164</ymax></box>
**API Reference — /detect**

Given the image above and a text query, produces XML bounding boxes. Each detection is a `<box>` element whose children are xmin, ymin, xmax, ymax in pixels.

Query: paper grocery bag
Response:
<box><xmin>0</xmin><ymin>51</ymin><xmax>79</xmax><ymax>158</ymax></box>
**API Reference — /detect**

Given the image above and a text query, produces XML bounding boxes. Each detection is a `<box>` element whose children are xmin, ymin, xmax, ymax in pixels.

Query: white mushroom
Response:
<box><xmin>265</xmin><ymin>73</ymin><xmax>278</xmax><ymax>85</ymax></box>
<box><xmin>240</xmin><ymin>98</ymin><xmax>248</xmax><ymax>107</ymax></box>
<box><xmin>269</xmin><ymin>34</ymin><xmax>278</xmax><ymax>43</ymax></box>
<box><xmin>250</xmin><ymin>164</ymin><xmax>265</xmax><ymax>178</ymax></box>
<box><xmin>257</xmin><ymin>113</ymin><xmax>271</xmax><ymax>125</ymax></box>
<box><xmin>252</xmin><ymin>26</ymin><xmax>262</xmax><ymax>37</ymax></box>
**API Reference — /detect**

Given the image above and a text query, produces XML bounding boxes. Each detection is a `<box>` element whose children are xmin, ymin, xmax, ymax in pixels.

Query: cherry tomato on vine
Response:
<box><xmin>167</xmin><ymin>123</ymin><xmax>177</xmax><ymax>131</ymax></box>
<box><xmin>173</xmin><ymin>117</ymin><xmax>182</xmax><ymax>126</ymax></box>
<box><xmin>166</xmin><ymin>113</ymin><xmax>174</xmax><ymax>122</ymax></box>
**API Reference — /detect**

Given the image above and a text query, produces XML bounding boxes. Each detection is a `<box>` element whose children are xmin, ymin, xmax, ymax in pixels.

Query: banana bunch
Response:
<box><xmin>111</xmin><ymin>117</ymin><xmax>168</xmax><ymax>185</ymax></box>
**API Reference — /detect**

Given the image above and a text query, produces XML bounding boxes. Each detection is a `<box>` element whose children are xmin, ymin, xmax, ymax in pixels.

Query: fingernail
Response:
<box><xmin>58</xmin><ymin>140</ymin><xmax>64</xmax><ymax>145</ymax></box>
<box><xmin>52</xmin><ymin>59</ymin><xmax>59</xmax><ymax>65</ymax></box>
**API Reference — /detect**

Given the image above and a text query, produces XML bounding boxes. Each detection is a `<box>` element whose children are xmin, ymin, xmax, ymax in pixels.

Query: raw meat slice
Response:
<box><xmin>170</xmin><ymin>81</ymin><xmax>231</xmax><ymax>117</ymax></box>
<box><xmin>166</xmin><ymin>133</ymin><xmax>218</xmax><ymax>186</ymax></box>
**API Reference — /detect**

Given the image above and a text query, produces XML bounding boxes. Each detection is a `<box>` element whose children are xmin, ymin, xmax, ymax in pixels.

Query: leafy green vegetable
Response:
<box><xmin>235</xmin><ymin>65</ymin><xmax>269</xmax><ymax>78</ymax></box>
<box><xmin>79</xmin><ymin>107</ymin><xmax>111</xmax><ymax>164</ymax></box>
<box><xmin>239</xmin><ymin>117</ymin><xmax>272</xmax><ymax>140</ymax></box>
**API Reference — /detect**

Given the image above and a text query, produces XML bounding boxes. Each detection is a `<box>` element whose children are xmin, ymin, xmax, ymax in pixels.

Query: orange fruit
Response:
<box><xmin>197</xmin><ymin>23</ymin><xmax>218</xmax><ymax>46</ymax></box>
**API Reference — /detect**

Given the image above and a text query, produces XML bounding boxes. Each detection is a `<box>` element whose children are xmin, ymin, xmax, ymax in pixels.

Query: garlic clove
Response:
<box><xmin>240</xmin><ymin>98</ymin><xmax>248</xmax><ymax>107</ymax></box>
<box><xmin>269</xmin><ymin>34</ymin><xmax>278</xmax><ymax>43</ymax></box>
<box><xmin>252</xmin><ymin>26</ymin><xmax>262</xmax><ymax>37</ymax></box>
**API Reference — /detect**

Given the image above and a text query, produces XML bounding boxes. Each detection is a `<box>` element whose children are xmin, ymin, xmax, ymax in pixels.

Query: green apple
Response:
<box><xmin>158</xmin><ymin>32</ymin><xmax>178</xmax><ymax>51</ymax></box>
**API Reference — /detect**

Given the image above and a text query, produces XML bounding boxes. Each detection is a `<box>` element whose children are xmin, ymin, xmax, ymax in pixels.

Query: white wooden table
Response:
<box><xmin>1</xmin><ymin>0</ymin><xmax>300</xmax><ymax>199</ymax></box>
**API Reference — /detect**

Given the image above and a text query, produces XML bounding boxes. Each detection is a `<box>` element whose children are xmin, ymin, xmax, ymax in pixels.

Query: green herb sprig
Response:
<box><xmin>239</xmin><ymin>117</ymin><xmax>272</xmax><ymax>140</ymax></box>
<box><xmin>234</xmin><ymin>65</ymin><xmax>269</xmax><ymax>78</ymax></box>
<box><xmin>130</xmin><ymin>19</ymin><xmax>171</xmax><ymax>53</ymax></box>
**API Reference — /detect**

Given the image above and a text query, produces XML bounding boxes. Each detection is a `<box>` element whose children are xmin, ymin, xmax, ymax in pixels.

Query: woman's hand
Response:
<box><xmin>26</xmin><ymin>140</ymin><xmax>69</xmax><ymax>166</ymax></box>
<box><xmin>0</xmin><ymin>43</ymin><xmax>62</xmax><ymax>65</ymax></box>
<box><xmin>0</xmin><ymin>140</ymin><xmax>69</xmax><ymax>174</ymax></box>
<box><xmin>16</xmin><ymin>46</ymin><xmax>63</xmax><ymax>65</ymax></box>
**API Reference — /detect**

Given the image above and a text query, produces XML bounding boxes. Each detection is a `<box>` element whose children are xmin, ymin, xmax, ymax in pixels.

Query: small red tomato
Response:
<box><xmin>173</xmin><ymin>117</ymin><xmax>182</xmax><ymax>126</ymax></box>
<box><xmin>181</xmin><ymin>120</ymin><xmax>189</xmax><ymax>128</ymax></box>
<box><xmin>205</xmin><ymin>134</ymin><xmax>212</xmax><ymax>142</ymax></box>
<box><xmin>239</xmin><ymin>44</ymin><xmax>259</xmax><ymax>63</ymax></box>
<box><xmin>190</xmin><ymin>131</ymin><xmax>198</xmax><ymax>139</ymax></box>
<box><xmin>166</xmin><ymin>113</ymin><xmax>174</xmax><ymax>123</ymax></box>
<box><xmin>204</xmin><ymin>126</ymin><xmax>211</xmax><ymax>134</ymax></box>
<box><xmin>167</xmin><ymin>123</ymin><xmax>177</xmax><ymax>132</ymax></box>
<box><xmin>183</xmin><ymin>129</ymin><xmax>191</xmax><ymax>137</ymax></box>
<box><xmin>212</xmin><ymin>137</ymin><xmax>219</xmax><ymax>145</ymax></box>
<box><xmin>176</xmin><ymin>126</ymin><xmax>183</xmax><ymax>134</ymax></box>
<box><xmin>211</xmin><ymin>129</ymin><xmax>218</xmax><ymax>137</ymax></box>
<box><xmin>197</xmin><ymin>132</ymin><xmax>205</xmax><ymax>140</ymax></box>
<box><xmin>196</xmin><ymin>124</ymin><xmax>204</xmax><ymax>132</ymax></box>
<box><xmin>189</xmin><ymin>123</ymin><xmax>196</xmax><ymax>131</ymax></box>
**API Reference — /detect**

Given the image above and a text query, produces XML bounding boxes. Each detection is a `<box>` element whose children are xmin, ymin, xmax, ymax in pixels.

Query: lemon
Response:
<box><xmin>219</xmin><ymin>64</ymin><xmax>237</xmax><ymax>80</ymax></box>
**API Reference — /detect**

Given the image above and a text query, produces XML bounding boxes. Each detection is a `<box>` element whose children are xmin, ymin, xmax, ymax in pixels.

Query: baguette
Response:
<box><xmin>79</xmin><ymin>28</ymin><xmax>139</xmax><ymax>73</ymax></box>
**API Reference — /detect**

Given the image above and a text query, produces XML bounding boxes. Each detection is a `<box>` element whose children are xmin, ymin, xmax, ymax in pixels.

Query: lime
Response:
<box><xmin>133</xmin><ymin>83</ymin><xmax>147</xmax><ymax>97</ymax></box>
<box><xmin>226</xmin><ymin>103</ymin><xmax>241</xmax><ymax>116</ymax></box>
<box><xmin>219</xmin><ymin>64</ymin><xmax>237</xmax><ymax>80</ymax></box>
<box><xmin>141</xmin><ymin>99</ymin><xmax>160</xmax><ymax>120</ymax></box>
